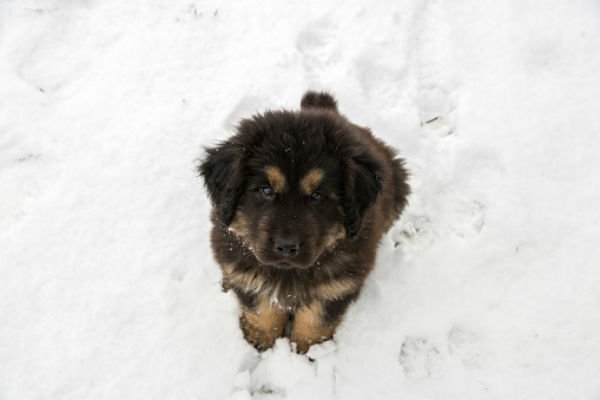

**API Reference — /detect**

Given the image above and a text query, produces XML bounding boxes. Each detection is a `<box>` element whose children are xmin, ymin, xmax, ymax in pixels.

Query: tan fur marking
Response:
<box><xmin>323</xmin><ymin>223</ymin><xmax>346</xmax><ymax>250</ymax></box>
<box><xmin>299</xmin><ymin>168</ymin><xmax>324</xmax><ymax>195</ymax></box>
<box><xmin>222</xmin><ymin>263</ymin><xmax>235</xmax><ymax>275</ymax></box>
<box><xmin>223</xmin><ymin>266</ymin><xmax>267</xmax><ymax>294</ymax></box>
<box><xmin>313</xmin><ymin>278</ymin><xmax>359</xmax><ymax>301</ymax></box>
<box><xmin>290</xmin><ymin>301</ymin><xmax>337</xmax><ymax>354</ymax></box>
<box><xmin>228</xmin><ymin>212</ymin><xmax>250</xmax><ymax>237</ymax></box>
<box><xmin>265</xmin><ymin>165</ymin><xmax>286</xmax><ymax>192</ymax></box>
<box><xmin>241</xmin><ymin>296</ymin><xmax>288</xmax><ymax>351</ymax></box>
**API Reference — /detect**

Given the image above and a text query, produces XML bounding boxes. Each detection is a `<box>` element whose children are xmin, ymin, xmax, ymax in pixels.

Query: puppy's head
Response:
<box><xmin>200</xmin><ymin>92</ymin><xmax>381</xmax><ymax>269</ymax></box>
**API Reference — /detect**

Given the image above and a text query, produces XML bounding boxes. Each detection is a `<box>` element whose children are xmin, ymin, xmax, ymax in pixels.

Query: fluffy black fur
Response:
<box><xmin>199</xmin><ymin>91</ymin><xmax>410</xmax><ymax>353</ymax></box>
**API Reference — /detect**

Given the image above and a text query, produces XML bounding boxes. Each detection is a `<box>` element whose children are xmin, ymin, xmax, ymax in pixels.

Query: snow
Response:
<box><xmin>1</xmin><ymin>0</ymin><xmax>599</xmax><ymax>399</ymax></box>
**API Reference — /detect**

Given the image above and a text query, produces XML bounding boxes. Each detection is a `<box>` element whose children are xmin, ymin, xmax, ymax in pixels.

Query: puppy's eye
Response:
<box><xmin>261</xmin><ymin>185</ymin><xmax>275</xmax><ymax>199</ymax></box>
<box><xmin>310</xmin><ymin>192</ymin><xmax>322</xmax><ymax>203</ymax></box>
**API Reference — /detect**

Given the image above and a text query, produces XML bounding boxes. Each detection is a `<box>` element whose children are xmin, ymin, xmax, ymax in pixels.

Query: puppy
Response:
<box><xmin>199</xmin><ymin>91</ymin><xmax>410</xmax><ymax>353</ymax></box>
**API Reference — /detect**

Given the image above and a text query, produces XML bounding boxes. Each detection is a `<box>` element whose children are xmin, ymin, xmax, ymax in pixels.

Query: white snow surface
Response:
<box><xmin>1</xmin><ymin>1</ymin><xmax>600</xmax><ymax>399</ymax></box>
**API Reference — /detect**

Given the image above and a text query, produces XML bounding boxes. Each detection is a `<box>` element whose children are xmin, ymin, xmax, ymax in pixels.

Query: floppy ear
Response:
<box><xmin>198</xmin><ymin>141</ymin><xmax>245</xmax><ymax>226</ymax></box>
<box><xmin>343</xmin><ymin>152</ymin><xmax>383</xmax><ymax>238</ymax></box>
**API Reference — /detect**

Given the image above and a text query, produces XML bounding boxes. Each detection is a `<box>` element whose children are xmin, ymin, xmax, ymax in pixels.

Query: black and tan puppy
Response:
<box><xmin>199</xmin><ymin>91</ymin><xmax>410</xmax><ymax>353</ymax></box>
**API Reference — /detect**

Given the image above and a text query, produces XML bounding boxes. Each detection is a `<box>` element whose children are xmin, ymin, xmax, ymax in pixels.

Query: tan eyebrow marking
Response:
<box><xmin>300</xmin><ymin>168</ymin><xmax>324</xmax><ymax>195</ymax></box>
<box><xmin>264</xmin><ymin>165</ymin><xmax>286</xmax><ymax>192</ymax></box>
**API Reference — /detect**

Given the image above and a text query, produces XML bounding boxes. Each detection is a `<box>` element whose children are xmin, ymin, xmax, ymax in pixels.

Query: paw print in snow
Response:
<box><xmin>398</xmin><ymin>336</ymin><xmax>441</xmax><ymax>379</ymax></box>
<box><xmin>449</xmin><ymin>199</ymin><xmax>485</xmax><ymax>238</ymax></box>
<box><xmin>296</xmin><ymin>17</ymin><xmax>341</xmax><ymax>75</ymax></box>
<box><xmin>392</xmin><ymin>214</ymin><xmax>432</xmax><ymax>248</ymax></box>
<box><xmin>447</xmin><ymin>326</ymin><xmax>486</xmax><ymax>368</ymax></box>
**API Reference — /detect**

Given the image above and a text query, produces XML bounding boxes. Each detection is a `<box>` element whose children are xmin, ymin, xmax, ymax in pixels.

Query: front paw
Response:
<box><xmin>240</xmin><ymin>315</ymin><xmax>276</xmax><ymax>351</ymax></box>
<box><xmin>290</xmin><ymin>301</ymin><xmax>337</xmax><ymax>354</ymax></box>
<box><xmin>290</xmin><ymin>336</ymin><xmax>313</xmax><ymax>354</ymax></box>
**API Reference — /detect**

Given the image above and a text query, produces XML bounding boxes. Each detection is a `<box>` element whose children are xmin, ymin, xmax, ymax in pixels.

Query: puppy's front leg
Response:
<box><xmin>239</xmin><ymin>294</ymin><xmax>288</xmax><ymax>351</ymax></box>
<box><xmin>291</xmin><ymin>301</ymin><xmax>336</xmax><ymax>354</ymax></box>
<box><xmin>290</xmin><ymin>295</ymin><xmax>355</xmax><ymax>354</ymax></box>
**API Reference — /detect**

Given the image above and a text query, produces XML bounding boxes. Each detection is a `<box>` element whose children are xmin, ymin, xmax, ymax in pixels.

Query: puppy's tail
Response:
<box><xmin>300</xmin><ymin>91</ymin><xmax>338</xmax><ymax>113</ymax></box>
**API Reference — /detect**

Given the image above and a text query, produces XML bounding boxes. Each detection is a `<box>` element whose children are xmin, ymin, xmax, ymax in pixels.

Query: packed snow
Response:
<box><xmin>1</xmin><ymin>0</ymin><xmax>599</xmax><ymax>399</ymax></box>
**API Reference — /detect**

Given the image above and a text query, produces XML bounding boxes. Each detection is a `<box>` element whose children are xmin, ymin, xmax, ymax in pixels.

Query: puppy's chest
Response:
<box><xmin>222</xmin><ymin>262</ymin><xmax>359</xmax><ymax>310</ymax></box>
<box><xmin>221</xmin><ymin>263</ymin><xmax>317</xmax><ymax>309</ymax></box>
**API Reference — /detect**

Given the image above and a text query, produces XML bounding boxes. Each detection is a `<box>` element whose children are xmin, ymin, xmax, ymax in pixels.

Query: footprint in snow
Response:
<box><xmin>398</xmin><ymin>336</ymin><xmax>441</xmax><ymax>379</ymax></box>
<box><xmin>448</xmin><ymin>199</ymin><xmax>485</xmax><ymax>238</ymax></box>
<box><xmin>296</xmin><ymin>17</ymin><xmax>341</xmax><ymax>77</ymax></box>
<box><xmin>392</xmin><ymin>214</ymin><xmax>433</xmax><ymax>248</ymax></box>
<box><xmin>447</xmin><ymin>325</ymin><xmax>487</xmax><ymax>368</ymax></box>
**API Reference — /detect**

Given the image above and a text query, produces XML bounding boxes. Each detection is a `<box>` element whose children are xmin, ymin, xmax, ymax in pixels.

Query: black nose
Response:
<box><xmin>273</xmin><ymin>239</ymin><xmax>299</xmax><ymax>257</ymax></box>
